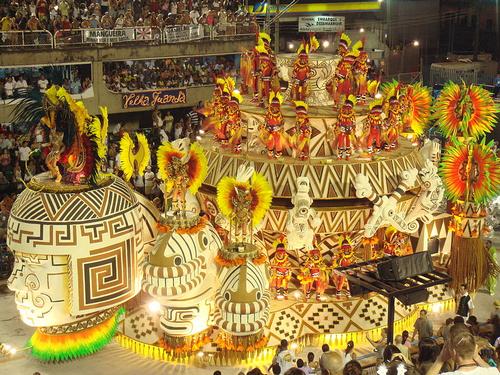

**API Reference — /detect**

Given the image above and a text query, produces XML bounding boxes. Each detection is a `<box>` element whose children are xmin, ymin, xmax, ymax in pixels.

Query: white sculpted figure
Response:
<box><xmin>286</xmin><ymin>177</ymin><xmax>321</xmax><ymax>251</ymax></box>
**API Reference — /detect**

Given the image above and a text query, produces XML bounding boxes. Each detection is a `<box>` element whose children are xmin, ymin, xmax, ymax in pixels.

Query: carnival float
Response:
<box><xmin>5</xmin><ymin>31</ymin><xmax>499</xmax><ymax>366</ymax></box>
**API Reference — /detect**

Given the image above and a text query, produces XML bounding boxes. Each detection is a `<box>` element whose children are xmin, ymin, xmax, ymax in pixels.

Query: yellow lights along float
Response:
<box><xmin>7</xmin><ymin>32</ymin><xmax>497</xmax><ymax>366</ymax></box>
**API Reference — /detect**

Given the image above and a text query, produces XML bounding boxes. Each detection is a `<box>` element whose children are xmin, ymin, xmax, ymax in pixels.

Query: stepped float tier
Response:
<box><xmin>200</xmin><ymin>137</ymin><xmax>424</xmax><ymax>201</ymax></box>
<box><xmin>277</xmin><ymin>53</ymin><xmax>340</xmax><ymax>106</ymax></box>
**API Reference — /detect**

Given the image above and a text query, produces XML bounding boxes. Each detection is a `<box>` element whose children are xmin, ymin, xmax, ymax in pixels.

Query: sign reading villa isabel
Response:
<box><xmin>122</xmin><ymin>89</ymin><xmax>187</xmax><ymax>108</ymax></box>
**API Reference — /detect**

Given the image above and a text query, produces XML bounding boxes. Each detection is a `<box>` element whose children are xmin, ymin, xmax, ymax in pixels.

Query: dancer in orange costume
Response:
<box><xmin>384</xmin><ymin>93</ymin><xmax>402</xmax><ymax>150</ymax></box>
<box><xmin>298</xmin><ymin>249</ymin><xmax>327</xmax><ymax>301</ymax></box>
<box><xmin>332</xmin><ymin>51</ymin><xmax>356</xmax><ymax>107</ymax></box>
<box><xmin>214</xmin><ymin>86</ymin><xmax>231</xmax><ymax>144</ymax></box>
<box><xmin>291</xmin><ymin>43</ymin><xmax>311</xmax><ymax>101</ymax></box>
<box><xmin>352</xmin><ymin>40</ymin><xmax>369</xmax><ymax>105</ymax></box>
<box><xmin>335</xmin><ymin>95</ymin><xmax>357</xmax><ymax>160</ymax></box>
<box><xmin>256</xmin><ymin>43</ymin><xmax>274</xmax><ymax>107</ymax></box>
<box><xmin>365</xmin><ymin>99</ymin><xmax>384</xmax><ymax>154</ymax></box>
<box><xmin>332</xmin><ymin>234</ymin><xmax>356</xmax><ymax>298</ymax></box>
<box><xmin>226</xmin><ymin>90</ymin><xmax>243</xmax><ymax>153</ymax></box>
<box><xmin>293</xmin><ymin>101</ymin><xmax>312</xmax><ymax>160</ymax></box>
<box><xmin>251</xmin><ymin>40</ymin><xmax>261</xmax><ymax>102</ymax></box>
<box><xmin>261</xmin><ymin>90</ymin><xmax>286</xmax><ymax>158</ymax></box>
<box><xmin>270</xmin><ymin>235</ymin><xmax>292</xmax><ymax>300</ymax></box>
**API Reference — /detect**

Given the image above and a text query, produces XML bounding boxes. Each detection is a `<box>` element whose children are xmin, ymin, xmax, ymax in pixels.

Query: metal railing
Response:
<box><xmin>0</xmin><ymin>30</ymin><xmax>53</xmax><ymax>48</ymax></box>
<box><xmin>0</xmin><ymin>24</ymin><xmax>253</xmax><ymax>49</ymax></box>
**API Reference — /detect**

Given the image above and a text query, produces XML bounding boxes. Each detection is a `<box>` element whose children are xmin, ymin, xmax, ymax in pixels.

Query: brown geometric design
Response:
<box><xmin>76</xmin><ymin>239</ymin><xmax>137</xmax><ymax>312</ymax></box>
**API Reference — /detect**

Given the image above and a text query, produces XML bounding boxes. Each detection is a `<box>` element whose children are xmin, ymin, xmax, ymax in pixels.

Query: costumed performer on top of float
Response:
<box><xmin>291</xmin><ymin>101</ymin><xmax>312</xmax><ymax>160</ymax></box>
<box><xmin>334</xmin><ymin>94</ymin><xmax>357</xmax><ymax>160</ymax></box>
<box><xmin>363</xmin><ymin>98</ymin><xmax>385</xmax><ymax>155</ymax></box>
<box><xmin>156</xmin><ymin>138</ymin><xmax>207</xmax><ymax>219</ymax></box>
<box><xmin>270</xmin><ymin>234</ymin><xmax>292</xmax><ymax>300</ymax></box>
<box><xmin>260</xmin><ymin>89</ymin><xmax>288</xmax><ymax>158</ymax></box>
<box><xmin>352</xmin><ymin>40</ymin><xmax>369</xmax><ymax>105</ymax></box>
<box><xmin>255</xmin><ymin>32</ymin><xmax>278</xmax><ymax>107</ymax></box>
<box><xmin>291</xmin><ymin>34</ymin><xmax>319</xmax><ymax>102</ymax></box>
<box><xmin>331</xmin><ymin>233</ymin><xmax>358</xmax><ymax>298</ymax></box>
<box><xmin>226</xmin><ymin>88</ymin><xmax>244</xmax><ymax>153</ymax></box>
<box><xmin>298</xmin><ymin>248</ymin><xmax>328</xmax><ymax>301</ymax></box>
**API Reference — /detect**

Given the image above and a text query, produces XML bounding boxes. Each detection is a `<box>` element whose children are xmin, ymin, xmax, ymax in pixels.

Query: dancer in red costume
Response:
<box><xmin>332</xmin><ymin>234</ymin><xmax>356</xmax><ymax>298</ymax></box>
<box><xmin>291</xmin><ymin>44</ymin><xmax>311</xmax><ymax>101</ymax></box>
<box><xmin>336</xmin><ymin>33</ymin><xmax>351</xmax><ymax>57</ymax></box>
<box><xmin>353</xmin><ymin>40</ymin><xmax>369</xmax><ymax>105</ymax></box>
<box><xmin>260</xmin><ymin>90</ymin><xmax>287</xmax><ymax>158</ymax></box>
<box><xmin>335</xmin><ymin>95</ymin><xmax>357</xmax><ymax>160</ymax></box>
<box><xmin>365</xmin><ymin>99</ymin><xmax>384</xmax><ymax>154</ymax></box>
<box><xmin>226</xmin><ymin>90</ymin><xmax>243</xmax><ymax>153</ymax></box>
<box><xmin>298</xmin><ymin>249</ymin><xmax>327</xmax><ymax>301</ymax></box>
<box><xmin>385</xmin><ymin>93</ymin><xmax>402</xmax><ymax>150</ymax></box>
<box><xmin>270</xmin><ymin>236</ymin><xmax>292</xmax><ymax>300</ymax></box>
<box><xmin>293</xmin><ymin>101</ymin><xmax>312</xmax><ymax>160</ymax></box>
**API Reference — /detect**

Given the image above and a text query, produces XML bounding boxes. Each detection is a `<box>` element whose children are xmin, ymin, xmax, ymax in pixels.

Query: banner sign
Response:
<box><xmin>298</xmin><ymin>16</ymin><xmax>345</xmax><ymax>32</ymax></box>
<box><xmin>122</xmin><ymin>89</ymin><xmax>187</xmax><ymax>109</ymax></box>
<box><xmin>83</xmin><ymin>28</ymin><xmax>135</xmax><ymax>43</ymax></box>
<box><xmin>164</xmin><ymin>25</ymin><xmax>204</xmax><ymax>43</ymax></box>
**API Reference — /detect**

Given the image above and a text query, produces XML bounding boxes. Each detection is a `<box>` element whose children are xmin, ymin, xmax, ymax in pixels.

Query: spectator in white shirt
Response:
<box><xmin>4</xmin><ymin>77</ymin><xmax>15</xmax><ymax>98</ymax></box>
<box><xmin>143</xmin><ymin>166</ymin><xmax>155</xmax><ymax>196</ymax></box>
<box><xmin>18</xmin><ymin>141</ymin><xmax>32</xmax><ymax>177</ymax></box>
<box><xmin>38</xmin><ymin>74</ymin><xmax>49</xmax><ymax>93</ymax></box>
<box><xmin>14</xmin><ymin>75</ymin><xmax>28</xmax><ymax>93</ymax></box>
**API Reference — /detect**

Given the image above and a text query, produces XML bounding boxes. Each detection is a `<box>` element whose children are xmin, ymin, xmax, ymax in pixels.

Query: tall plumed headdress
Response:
<box><xmin>216</xmin><ymin>164</ymin><xmax>273</xmax><ymax>228</ymax></box>
<box><xmin>119</xmin><ymin>132</ymin><xmax>151</xmax><ymax>182</ymax></box>
<box><xmin>156</xmin><ymin>138</ymin><xmax>208</xmax><ymax>195</ymax></box>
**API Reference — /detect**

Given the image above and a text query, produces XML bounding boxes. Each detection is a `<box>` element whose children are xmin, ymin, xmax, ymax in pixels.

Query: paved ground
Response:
<box><xmin>1</xmin><ymin>238</ymin><xmax>498</xmax><ymax>375</ymax></box>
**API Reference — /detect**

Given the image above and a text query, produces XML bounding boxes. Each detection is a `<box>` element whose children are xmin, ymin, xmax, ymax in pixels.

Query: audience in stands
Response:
<box><xmin>0</xmin><ymin>0</ymin><xmax>257</xmax><ymax>41</ymax></box>
<box><xmin>103</xmin><ymin>56</ymin><xmax>236</xmax><ymax>92</ymax></box>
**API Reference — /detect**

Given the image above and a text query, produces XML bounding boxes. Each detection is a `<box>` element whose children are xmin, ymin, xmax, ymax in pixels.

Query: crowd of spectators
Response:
<box><xmin>202</xmin><ymin>310</ymin><xmax>500</xmax><ymax>375</ymax></box>
<box><xmin>0</xmin><ymin>0</ymin><xmax>256</xmax><ymax>39</ymax></box>
<box><xmin>0</xmin><ymin>65</ymin><xmax>92</xmax><ymax>100</ymax></box>
<box><xmin>103</xmin><ymin>55</ymin><xmax>236</xmax><ymax>92</ymax></box>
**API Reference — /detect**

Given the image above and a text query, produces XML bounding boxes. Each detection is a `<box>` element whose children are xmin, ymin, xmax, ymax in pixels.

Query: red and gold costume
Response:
<box><xmin>251</xmin><ymin>41</ymin><xmax>261</xmax><ymax>102</ymax></box>
<box><xmin>255</xmin><ymin>32</ymin><xmax>277</xmax><ymax>106</ymax></box>
<box><xmin>332</xmin><ymin>52</ymin><xmax>356</xmax><ymax>107</ymax></box>
<box><xmin>332</xmin><ymin>234</ymin><xmax>356</xmax><ymax>297</ymax></box>
<box><xmin>293</xmin><ymin>101</ymin><xmax>312</xmax><ymax>160</ymax></box>
<box><xmin>335</xmin><ymin>95</ymin><xmax>357</xmax><ymax>160</ymax></box>
<box><xmin>384</xmin><ymin>95</ymin><xmax>402</xmax><ymax>149</ymax></box>
<box><xmin>226</xmin><ymin>90</ymin><xmax>243</xmax><ymax>153</ymax></box>
<box><xmin>365</xmin><ymin>99</ymin><xmax>384</xmax><ymax>154</ymax></box>
<box><xmin>270</xmin><ymin>235</ymin><xmax>292</xmax><ymax>299</ymax></box>
<box><xmin>240</xmin><ymin>49</ymin><xmax>253</xmax><ymax>95</ymax></box>
<box><xmin>383</xmin><ymin>227</ymin><xmax>413</xmax><ymax>257</ymax></box>
<box><xmin>261</xmin><ymin>90</ymin><xmax>287</xmax><ymax>158</ymax></box>
<box><xmin>291</xmin><ymin>36</ymin><xmax>318</xmax><ymax>101</ymax></box>
<box><xmin>352</xmin><ymin>40</ymin><xmax>368</xmax><ymax>105</ymax></box>
<box><xmin>157</xmin><ymin>139</ymin><xmax>208</xmax><ymax>215</ymax></box>
<box><xmin>298</xmin><ymin>249</ymin><xmax>327</xmax><ymax>301</ymax></box>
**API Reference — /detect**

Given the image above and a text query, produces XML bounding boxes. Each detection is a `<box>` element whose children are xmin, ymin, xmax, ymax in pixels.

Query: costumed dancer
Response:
<box><xmin>384</xmin><ymin>91</ymin><xmax>402</xmax><ymax>150</ymax></box>
<box><xmin>261</xmin><ymin>90</ymin><xmax>287</xmax><ymax>158</ymax></box>
<box><xmin>298</xmin><ymin>249</ymin><xmax>327</xmax><ymax>301</ymax></box>
<box><xmin>257</xmin><ymin>32</ymin><xmax>277</xmax><ymax>106</ymax></box>
<box><xmin>291</xmin><ymin>42</ymin><xmax>311</xmax><ymax>102</ymax></box>
<box><xmin>352</xmin><ymin>40</ymin><xmax>369</xmax><ymax>105</ymax></box>
<box><xmin>270</xmin><ymin>235</ymin><xmax>292</xmax><ymax>300</ymax></box>
<box><xmin>332</xmin><ymin>234</ymin><xmax>356</xmax><ymax>298</ymax></box>
<box><xmin>335</xmin><ymin>95</ymin><xmax>357</xmax><ymax>160</ymax></box>
<box><xmin>332</xmin><ymin>50</ymin><xmax>357</xmax><ymax>108</ymax></box>
<box><xmin>157</xmin><ymin>138</ymin><xmax>207</xmax><ymax>216</ymax></box>
<box><xmin>216</xmin><ymin>164</ymin><xmax>273</xmax><ymax>244</ymax></box>
<box><xmin>293</xmin><ymin>101</ymin><xmax>312</xmax><ymax>160</ymax></box>
<box><xmin>365</xmin><ymin>99</ymin><xmax>384</xmax><ymax>154</ymax></box>
<box><xmin>214</xmin><ymin>77</ymin><xmax>236</xmax><ymax>144</ymax></box>
<box><xmin>119</xmin><ymin>132</ymin><xmax>151</xmax><ymax>184</ymax></box>
<box><xmin>226</xmin><ymin>89</ymin><xmax>244</xmax><ymax>153</ymax></box>
<box><xmin>240</xmin><ymin>49</ymin><xmax>253</xmax><ymax>95</ymax></box>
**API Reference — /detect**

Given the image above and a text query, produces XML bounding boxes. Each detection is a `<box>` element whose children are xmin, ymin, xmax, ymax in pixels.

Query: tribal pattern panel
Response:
<box><xmin>124</xmin><ymin>308</ymin><xmax>160</xmax><ymax>344</ymax></box>
<box><xmin>203</xmin><ymin>143</ymin><xmax>424</xmax><ymax>199</ymax></box>
<box><xmin>266</xmin><ymin>284</ymin><xmax>450</xmax><ymax>346</ymax></box>
<box><xmin>71</xmin><ymin>208</ymin><xmax>143</xmax><ymax>315</ymax></box>
<box><xmin>8</xmin><ymin>177</ymin><xmax>141</xmax><ymax>255</ymax></box>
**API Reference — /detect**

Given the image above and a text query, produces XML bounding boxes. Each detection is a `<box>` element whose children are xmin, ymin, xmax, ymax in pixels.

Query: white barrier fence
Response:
<box><xmin>0</xmin><ymin>24</ymin><xmax>254</xmax><ymax>49</ymax></box>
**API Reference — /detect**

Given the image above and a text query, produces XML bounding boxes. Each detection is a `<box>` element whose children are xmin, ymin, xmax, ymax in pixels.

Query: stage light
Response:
<box><xmin>378</xmin><ymin>0</ymin><xmax>384</xmax><ymax>2</ymax></box>
<box><xmin>196</xmin><ymin>135</ymin><xmax>202</xmax><ymax>141</ymax></box>
<box><xmin>9</xmin><ymin>348</ymin><xmax>16</xmax><ymax>355</ymax></box>
<box><xmin>375</xmin><ymin>92</ymin><xmax>382</xmax><ymax>99</ymax></box>
<box><xmin>199</xmin><ymin>129</ymin><xmax>205</xmax><ymax>134</ymax></box>
<box><xmin>384</xmin><ymin>34</ymin><xmax>388</xmax><ymax>38</ymax></box>
<box><xmin>290</xmin><ymin>343</ymin><xmax>298</xmax><ymax>350</ymax></box>
<box><xmin>197</xmin><ymin>351</ymin><xmax>204</xmax><ymax>358</ymax></box>
<box><xmin>148</xmin><ymin>300</ymin><xmax>161</xmax><ymax>313</ymax></box>
<box><xmin>288</xmin><ymin>43</ymin><xmax>295</xmax><ymax>50</ymax></box>
<box><xmin>359</xmin><ymin>28</ymin><xmax>365</xmax><ymax>33</ymax></box>
<box><xmin>413</xmin><ymin>40</ymin><xmax>420</xmax><ymax>47</ymax></box>
<box><xmin>322</xmin><ymin>40</ymin><xmax>330</xmax><ymax>48</ymax></box>
<box><xmin>367</xmin><ymin>58</ymin><xmax>370</xmax><ymax>62</ymax></box>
